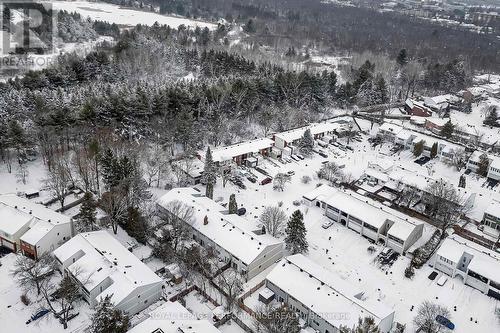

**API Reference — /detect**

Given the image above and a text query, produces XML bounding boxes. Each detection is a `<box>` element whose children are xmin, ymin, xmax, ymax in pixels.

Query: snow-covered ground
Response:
<box><xmin>203</xmin><ymin>131</ymin><xmax>500</xmax><ymax>333</ymax></box>
<box><xmin>47</xmin><ymin>1</ymin><xmax>216</xmax><ymax>29</ymax></box>
<box><xmin>0</xmin><ymin>254</ymin><xmax>93</xmax><ymax>333</ymax></box>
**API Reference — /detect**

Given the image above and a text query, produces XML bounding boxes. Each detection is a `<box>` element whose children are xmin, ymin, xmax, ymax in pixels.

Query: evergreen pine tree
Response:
<box><xmin>89</xmin><ymin>295</ymin><xmax>130</xmax><ymax>333</ymax></box>
<box><xmin>430</xmin><ymin>142</ymin><xmax>438</xmax><ymax>159</ymax></box>
<box><xmin>202</xmin><ymin>147</ymin><xmax>217</xmax><ymax>199</ymax></box>
<box><xmin>440</xmin><ymin>120</ymin><xmax>454</xmax><ymax>139</ymax></box>
<box><xmin>125</xmin><ymin>207</ymin><xmax>147</xmax><ymax>244</ymax></box>
<box><xmin>285</xmin><ymin>210</ymin><xmax>308</xmax><ymax>254</ymax></box>
<box><xmin>228</xmin><ymin>194</ymin><xmax>237</xmax><ymax>214</ymax></box>
<box><xmin>299</xmin><ymin>129</ymin><xmax>314</xmax><ymax>156</ymax></box>
<box><xmin>397</xmin><ymin>49</ymin><xmax>408</xmax><ymax>67</ymax></box>
<box><xmin>478</xmin><ymin>154</ymin><xmax>490</xmax><ymax>177</ymax></box>
<box><xmin>484</xmin><ymin>107</ymin><xmax>498</xmax><ymax>127</ymax></box>
<box><xmin>459</xmin><ymin>175</ymin><xmax>466</xmax><ymax>188</ymax></box>
<box><xmin>77</xmin><ymin>192</ymin><xmax>97</xmax><ymax>232</ymax></box>
<box><xmin>413</xmin><ymin>140</ymin><xmax>424</xmax><ymax>157</ymax></box>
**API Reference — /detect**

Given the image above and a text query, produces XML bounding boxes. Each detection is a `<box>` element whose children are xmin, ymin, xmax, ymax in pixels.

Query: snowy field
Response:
<box><xmin>47</xmin><ymin>1</ymin><xmax>216</xmax><ymax>29</ymax></box>
<box><xmin>202</xmin><ymin>130</ymin><xmax>500</xmax><ymax>333</ymax></box>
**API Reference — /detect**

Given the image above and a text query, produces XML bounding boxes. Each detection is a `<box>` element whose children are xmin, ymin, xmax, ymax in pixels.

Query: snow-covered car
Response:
<box><xmin>322</xmin><ymin>221</ymin><xmax>334</xmax><ymax>229</ymax></box>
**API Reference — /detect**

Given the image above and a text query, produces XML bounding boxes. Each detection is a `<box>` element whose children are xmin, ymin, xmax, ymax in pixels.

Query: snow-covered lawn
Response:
<box><xmin>206</xmin><ymin>133</ymin><xmax>500</xmax><ymax>333</ymax></box>
<box><xmin>0</xmin><ymin>254</ymin><xmax>92</xmax><ymax>333</ymax></box>
<box><xmin>47</xmin><ymin>1</ymin><xmax>216</xmax><ymax>29</ymax></box>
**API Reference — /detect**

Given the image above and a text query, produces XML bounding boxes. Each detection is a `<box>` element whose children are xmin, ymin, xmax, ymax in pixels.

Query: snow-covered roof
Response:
<box><xmin>436</xmin><ymin>237</ymin><xmax>466</xmax><ymax>264</ymax></box>
<box><xmin>0</xmin><ymin>205</ymin><xmax>33</xmax><ymax>236</ymax></box>
<box><xmin>172</xmin><ymin>158</ymin><xmax>204</xmax><ymax>178</ymax></box>
<box><xmin>378</xmin><ymin>122</ymin><xmax>403</xmax><ymax>135</ymax></box>
<box><xmin>157</xmin><ymin>188</ymin><xmax>282</xmax><ymax>265</ymax></box>
<box><xmin>302</xmin><ymin>184</ymin><xmax>336</xmax><ymax>202</ymax></box>
<box><xmin>267</xmin><ymin>254</ymin><xmax>394</xmax><ymax>329</ymax></box>
<box><xmin>365</xmin><ymin>168</ymin><xmax>389</xmax><ymax>183</ymax></box>
<box><xmin>53</xmin><ymin>231</ymin><xmax>162</xmax><ymax>305</ymax></box>
<box><xmin>321</xmin><ymin>187</ymin><xmax>423</xmax><ymax>236</ymax></box>
<box><xmin>128</xmin><ymin>301</ymin><xmax>221</xmax><ymax>333</ymax></box>
<box><xmin>0</xmin><ymin>194</ymin><xmax>71</xmax><ymax>241</ymax></box>
<box><xmin>425</xmin><ymin>117</ymin><xmax>449</xmax><ymax>127</ymax></box>
<box><xmin>203</xmin><ymin>138</ymin><xmax>274</xmax><ymax>162</ymax></box>
<box><xmin>368</xmin><ymin>159</ymin><xmax>394</xmax><ymax>171</ymax></box>
<box><xmin>485</xmin><ymin>199</ymin><xmax>500</xmax><ymax>218</ymax></box>
<box><xmin>275</xmin><ymin>121</ymin><xmax>349</xmax><ymax>143</ymax></box>
<box><xmin>0</xmin><ymin>194</ymin><xmax>71</xmax><ymax>226</ymax></box>
<box><xmin>20</xmin><ymin>220</ymin><xmax>55</xmax><ymax>245</ymax></box>
<box><xmin>437</xmin><ymin>236</ymin><xmax>500</xmax><ymax>283</ymax></box>
<box><xmin>396</xmin><ymin>129</ymin><xmax>415</xmax><ymax>141</ymax></box>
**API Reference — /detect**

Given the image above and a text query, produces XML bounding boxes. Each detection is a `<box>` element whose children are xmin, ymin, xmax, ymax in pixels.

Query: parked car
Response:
<box><xmin>26</xmin><ymin>309</ymin><xmax>50</xmax><ymax>324</ymax></box>
<box><xmin>247</xmin><ymin>176</ymin><xmax>257</xmax><ymax>183</ymax></box>
<box><xmin>322</xmin><ymin>221</ymin><xmax>334</xmax><ymax>229</ymax></box>
<box><xmin>287</xmin><ymin>170</ymin><xmax>295</xmax><ymax>176</ymax></box>
<box><xmin>291</xmin><ymin>154</ymin><xmax>301</xmax><ymax>161</ymax></box>
<box><xmin>318</xmin><ymin>150</ymin><xmax>328</xmax><ymax>158</ymax></box>
<box><xmin>296</xmin><ymin>154</ymin><xmax>305</xmax><ymax>160</ymax></box>
<box><xmin>435</xmin><ymin>315</ymin><xmax>455</xmax><ymax>330</ymax></box>
<box><xmin>437</xmin><ymin>276</ymin><xmax>448</xmax><ymax>286</ymax></box>
<box><xmin>260</xmin><ymin>177</ymin><xmax>272</xmax><ymax>185</ymax></box>
<box><xmin>237</xmin><ymin>207</ymin><xmax>247</xmax><ymax>216</ymax></box>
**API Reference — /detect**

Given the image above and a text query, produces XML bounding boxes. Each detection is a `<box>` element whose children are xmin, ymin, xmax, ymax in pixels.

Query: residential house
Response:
<box><xmin>404</xmin><ymin>99</ymin><xmax>433</xmax><ymax>117</ymax></box>
<box><xmin>482</xmin><ymin>200</ymin><xmax>500</xmax><ymax>232</ymax></box>
<box><xmin>53</xmin><ymin>231</ymin><xmax>164</xmax><ymax>315</ymax></box>
<box><xmin>265</xmin><ymin>254</ymin><xmax>395</xmax><ymax>333</ymax></box>
<box><xmin>200</xmin><ymin>138</ymin><xmax>274</xmax><ymax>166</ymax></box>
<box><xmin>273</xmin><ymin>118</ymin><xmax>359</xmax><ymax>153</ymax></box>
<box><xmin>303</xmin><ymin>186</ymin><xmax>424</xmax><ymax>254</ymax></box>
<box><xmin>432</xmin><ymin>236</ymin><xmax>500</xmax><ymax>300</ymax></box>
<box><xmin>424</xmin><ymin>117</ymin><xmax>449</xmax><ymax>134</ymax></box>
<box><xmin>157</xmin><ymin>188</ymin><xmax>283</xmax><ymax>280</ymax></box>
<box><xmin>0</xmin><ymin>194</ymin><xmax>73</xmax><ymax>259</ymax></box>
<box><xmin>487</xmin><ymin>156</ymin><xmax>500</xmax><ymax>181</ymax></box>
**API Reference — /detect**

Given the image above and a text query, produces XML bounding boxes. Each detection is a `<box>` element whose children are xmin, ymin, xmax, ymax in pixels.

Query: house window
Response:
<box><xmin>363</xmin><ymin>223</ymin><xmax>378</xmax><ymax>232</ymax></box>
<box><xmin>468</xmin><ymin>270</ymin><xmax>488</xmax><ymax>284</ymax></box>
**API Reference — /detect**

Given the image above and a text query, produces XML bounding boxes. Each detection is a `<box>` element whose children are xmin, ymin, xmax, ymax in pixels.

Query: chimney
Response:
<box><xmin>204</xmin><ymin>216</ymin><xmax>209</xmax><ymax>225</ymax></box>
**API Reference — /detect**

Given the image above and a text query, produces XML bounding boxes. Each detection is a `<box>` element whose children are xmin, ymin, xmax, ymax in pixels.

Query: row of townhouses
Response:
<box><xmin>197</xmin><ymin>116</ymin><xmax>359</xmax><ymax>168</ymax></box>
<box><xmin>157</xmin><ymin>187</ymin><xmax>284</xmax><ymax>281</ymax></box>
<box><xmin>302</xmin><ymin>185</ymin><xmax>424</xmax><ymax>254</ymax></box>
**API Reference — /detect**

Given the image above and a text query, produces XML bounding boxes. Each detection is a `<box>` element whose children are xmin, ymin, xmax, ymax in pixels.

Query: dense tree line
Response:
<box><xmin>121</xmin><ymin>0</ymin><xmax>499</xmax><ymax>72</ymax></box>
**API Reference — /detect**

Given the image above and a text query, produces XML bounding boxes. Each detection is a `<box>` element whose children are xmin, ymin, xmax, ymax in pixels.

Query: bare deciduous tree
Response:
<box><xmin>260</xmin><ymin>206</ymin><xmax>287</xmax><ymax>237</ymax></box>
<box><xmin>273</xmin><ymin>173</ymin><xmax>291</xmax><ymax>191</ymax></box>
<box><xmin>160</xmin><ymin>200</ymin><xmax>195</xmax><ymax>252</ymax></box>
<box><xmin>100</xmin><ymin>190</ymin><xmax>128</xmax><ymax>234</ymax></box>
<box><xmin>216</xmin><ymin>268</ymin><xmax>243</xmax><ymax>311</ymax></box>
<box><xmin>45</xmin><ymin>154</ymin><xmax>72</xmax><ymax>209</ymax></box>
<box><xmin>413</xmin><ymin>301</ymin><xmax>451</xmax><ymax>333</ymax></box>
<box><xmin>424</xmin><ymin>180</ymin><xmax>470</xmax><ymax>238</ymax></box>
<box><xmin>11</xmin><ymin>253</ymin><xmax>56</xmax><ymax>295</ymax></box>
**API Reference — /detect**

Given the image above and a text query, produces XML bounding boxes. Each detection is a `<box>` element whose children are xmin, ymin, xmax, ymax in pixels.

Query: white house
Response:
<box><xmin>482</xmin><ymin>200</ymin><xmax>500</xmax><ymax>233</ymax></box>
<box><xmin>0</xmin><ymin>194</ymin><xmax>73</xmax><ymax>259</ymax></box>
<box><xmin>200</xmin><ymin>138</ymin><xmax>274</xmax><ymax>166</ymax></box>
<box><xmin>303</xmin><ymin>186</ymin><xmax>424</xmax><ymax>254</ymax></box>
<box><xmin>487</xmin><ymin>156</ymin><xmax>500</xmax><ymax>181</ymax></box>
<box><xmin>53</xmin><ymin>231</ymin><xmax>164</xmax><ymax>315</ymax></box>
<box><xmin>432</xmin><ymin>236</ymin><xmax>500</xmax><ymax>300</ymax></box>
<box><xmin>265</xmin><ymin>254</ymin><xmax>395</xmax><ymax>333</ymax></box>
<box><xmin>128</xmin><ymin>301</ymin><xmax>221</xmax><ymax>333</ymax></box>
<box><xmin>273</xmin><ymin>118</ymin><xmax>358</xmax><ymax>151</ymax></box>
<box><xmin>157</xmin><ymin>188</ymin><xmax>283</xmax><ymax>280</ymax></box>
